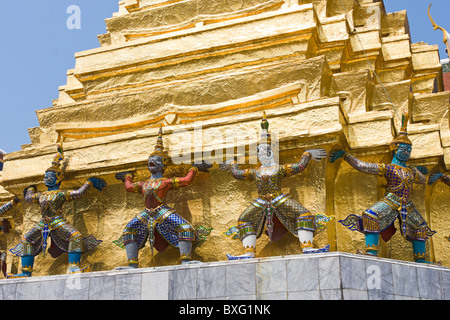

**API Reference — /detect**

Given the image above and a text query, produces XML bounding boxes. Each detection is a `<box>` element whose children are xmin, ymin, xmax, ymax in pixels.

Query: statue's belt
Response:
<box><xmin>382</xmin><ymin>193</ymin><xmax>415</xmax><ymax>212</ymax></box>
<box><xmin>37</xmin><ymin>215</ymin><xmax>68</xmax><ymax>231</ymax></box>
<box><xmin>137</xmin><ymin>205</ymin><xmax>175</xmax><ymax>226</ymax></box>
<box><xmin>251</xmin><ymin>193</ymin><xmax>292</xmax><ymax>209</ymax></box>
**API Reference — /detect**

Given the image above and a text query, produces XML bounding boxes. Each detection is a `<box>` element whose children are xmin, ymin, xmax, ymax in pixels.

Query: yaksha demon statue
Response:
<box><xmin>223</xmin><ymin>112</ymin><xmax>332</xmax><ymax>260</ymax></box>
<box><xmin>0</xmin><ymin>196</ymin><xmax>19</xmax><ymax>277</ymax></box>
<box><xmin>114</xmin><ymin>127</ymin><xmax>212</xmax><ymax>268</ymax></box>
<box><xmin>331</xmin><ymin>112</ymin><xmax>436</xmax><ymax>263</ymax></box>
<box><xmin>7</xmin><ymin>144</ymin><xmax>106</xmax><ymax>278</ymax></box>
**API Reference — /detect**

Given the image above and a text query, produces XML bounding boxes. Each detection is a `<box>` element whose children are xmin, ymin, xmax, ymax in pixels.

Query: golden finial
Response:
<box><xmin>150</xmin><ymin>125</ymin><xmax>170</xmax><ymax>166</ymax></box>
<box><xmin>46</xmin><ymin>143</ymin><xmax>65</xmax><ymax>182</ymax></box>
<box><xmin>259</xmin><ymin>111</ymin><xmax>271</xmax><ymax>145</ymax></box>
<box><xmin>428</xmin><ymin>3</ymin><xmax>450</xmax><ymax>57</ymax></box>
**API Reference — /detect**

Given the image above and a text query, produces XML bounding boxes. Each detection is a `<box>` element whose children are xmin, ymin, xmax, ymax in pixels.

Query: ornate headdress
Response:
<box><xmin>258</xmin><ymin>111</ymin><xmax>271</xmax><ymax>147</ymax></box>
<box><xmin>46</xmin><ymin>143</ymin><xmax>65</xmax><ymax>182</ymax></box>
<box><xmin>390</xmin><ymin>111</ymin><xmax>412</xmax><ymax>152</ymax></box>
<box><xmin>149</xmin><ymin>126</ymin><xmax>170</xmax><ymax>167</ymax></box>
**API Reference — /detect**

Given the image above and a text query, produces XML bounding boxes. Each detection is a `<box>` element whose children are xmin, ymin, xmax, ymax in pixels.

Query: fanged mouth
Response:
<box><xmin>148</xmin><ymin>161</ymin><xmax>157</xmax><ymax>168</ymax></box>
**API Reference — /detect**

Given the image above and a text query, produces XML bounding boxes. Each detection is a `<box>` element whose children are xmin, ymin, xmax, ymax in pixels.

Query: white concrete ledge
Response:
<box><xmin>0</xmin><ymin>252</ymin><xmax>449</xmax><ymax>300</ymax></box>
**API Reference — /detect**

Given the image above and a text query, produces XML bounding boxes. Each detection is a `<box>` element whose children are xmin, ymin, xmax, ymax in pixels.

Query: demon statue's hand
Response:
<box><xmin>329</xmin><ymin>150</ymin><xmax>346</xmax><ymax>163</ymax></box>
<box><xmin>428</xmin><ymin>173</ymin><xmax>444</xmax><ymax>185</ymax></box>
<box><xmin>115</xmin><ymin>171</ymin><xmax>135</xmax><ymax>182</ymax></box>
<box><xmin>193</xmin><ymin>161</ymin><xmax>213</xmax><ymax>172</ymax></box>
<box><xmin>306</xmin><ymin>148</ymin><xmax>328</xmax><ymax>162</ymax></box>
<box><xmin>88</xmin><ymin>177</ymin><xmax>107</xmax><ymax>191</ymax></box>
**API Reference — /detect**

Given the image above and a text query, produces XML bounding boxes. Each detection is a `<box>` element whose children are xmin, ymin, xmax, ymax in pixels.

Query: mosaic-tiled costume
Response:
<box><xmin>114</xmin><ymin>128</ymin><xmax>211</xmax><ymax>267</ymax></box>
<box><xmin>338</xmin><ymin>154</ymin><xmax>435</xmax><ymax>242</ymax></box>
<box><xmin>7</xmin><ymin>144</ymin><xmax>105</xmax><ymax>277</ymax></box>
<box><xmin>230</xmin><ymin>156</ymin><xmax>330</xmax><ymax>242</ymax></box>
<box><xmin>225</xmin><ymin>113</ymin><xmax>331</xmax><ymax>259</ymax></box>
<box><xmin>336</xmin><ymin>112</ymin><xmax>435</xmax><ymax>263</ymax></box>
<box><xmin>10</xmin><ymin>183</ymin><xmax>102</xmax><ymax>259</ymax></box>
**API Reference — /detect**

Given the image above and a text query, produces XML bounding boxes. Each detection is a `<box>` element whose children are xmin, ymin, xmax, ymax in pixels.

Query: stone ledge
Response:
<box><xmin>0</xmin><ymin>252</ymin><xmax>448</xmax><ymax>300</ymax></box>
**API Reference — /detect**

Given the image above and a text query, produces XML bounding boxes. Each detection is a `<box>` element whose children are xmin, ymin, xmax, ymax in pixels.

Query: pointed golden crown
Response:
<box><xmin>391</xmin><ymin>111</ymin><xmax>412</xmax><ymax>151</ymax></box>
<box><xmin>150</xmin><ymin>126</ymin><xmax>170</xmax><ymax>165</ymax></box>
<box><xmin>259</xmin><ymin>111</ymin><xmax>271</xmax><ymax>146</ymax></box>
<box><xmin>46</xmin><ymin>143</ymin><xmax>65</xmax><ymax>181</ymax></box>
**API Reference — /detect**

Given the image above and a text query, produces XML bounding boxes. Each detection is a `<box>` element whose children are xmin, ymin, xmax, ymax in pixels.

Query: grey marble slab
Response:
<box><xmin>416</xmin><ymin>266</ymin><xmax>442</xmax><ymax>300</ymax></box>
<box><xmin>441</xmin><ymin>269</ymin><xmax>450</xmax><ymax>300</ymax></box>
<box><xmin>288</xmin><ymin>290</ymin><xmax>320</xmax><ymax>300</ymax></box>
<box><xmin>256</xmin><ymin>260</ymin><xmax>287</xmax><ymax>295</ymax></box>
<box><xmin>115</xmin><ymin>272</ymin><xmax>142</xmax><ymax>300</ymax></box>
<box><xmin>38</xmin><ymin>279</ymin><xmax>66</xmax><ymax>300</ymax></box>
<box><xmin>225</xmin><ymin>262</ymin><xmax>256</xmax><ymax>298</ymax></box>
<box><xmin>0</xmin><ymin>283</ymin><xmax>16</xmax><ymax>300</ymax></box>
<box><xmin>89</xmin><ymin>276</ymin><xmax>115</xmax><ymax>300</ymax></box>
<box><xmin>169</xmin><ymin>268</ymin><xmax>198</xmax><ymax>300</ymax></box>
<box><xmin>64</xmin><ymin>274</ymin><xmax>90</xmax><ymax>300</ymax></box>
<box><xmin>392</xmin><ymin>264</ymin><xmax>419</xmax><ymax>298</ymax></box>
<box><xmin>197</xmin><ymin>265</ymin><xmax>226</xmax><ymax>299</ymax></box>
<box><xmin>366</xmin><ymin>259</ymin><xmax>394</xmax><ymax>300</ymax></box>
<box><xmin>15</xmin><ymin>280</ymin><xmax>41</xmax><ymax>300</ymax></box>
<box><xmin>287</xmin><ymin>257</ymin><xmax>319</xmax><ymax>292</ymax></box>
<box><xmin>318</xmin><ymin>256</ymin><xmax>341</xmax><ymax>290</ymax></box>
<box><xmin>340</xmin><ymin>256</ymin><xmax>367</xmax><ymax>291</ymax></box>
<box><xmin>142</xmin><ymin>271</ymin><xmax>169</xmax><ymax>300</ymax></box>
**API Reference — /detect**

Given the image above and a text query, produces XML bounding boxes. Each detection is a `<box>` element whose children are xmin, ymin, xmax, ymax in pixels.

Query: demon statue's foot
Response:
<box><xmin>181</xmin><ymin>259</ymin><xmax>202</xmax><ymax>265</ymax></box>
<box><xmin>114</xmin><ymin>258</ymin><xmax>139</xmax><ymax>270</ymax></box>
<box><xmin>7</xmin><ymin>256</ymin><xmax>34</xmax><ymax>278</ymax></box>
<box><xmin>115</xmin><ymin>266</ymin><xmax>138</xmax><ymax>270</ymax></box>
<box><xmin>67</xmin><ymin>264</ymin><xmax>91</xmax><ymax>274</ymax></box>
<box><xmin>414</xmin><ymin>259</ymin><xmax>442</xmax><ymax>266</ymax></box>
<box><xmin>356</xmin><ymin>249</ymin><xmax>377</xmax><ymax>257</ymax></box>
<box><xmin>226</xmin><ymin>253</ymin><xmax>255</xmax><ymax>261</ymax></box>
<box><xmin>302</xmin><ymin>244</ymin><xmax>330</xmax><ymax>254</ymax></box>
<box><xmin>6</xmin><ymin>272</ymin><xmax>32</xmax><ymax>279</ymax></box>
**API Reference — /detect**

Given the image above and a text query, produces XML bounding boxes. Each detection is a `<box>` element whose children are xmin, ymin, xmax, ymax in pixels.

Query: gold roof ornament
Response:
<box><xmin>428</xmin><ymin>3</ymin><xmax>450</xmax><ymax>58</ymax></box>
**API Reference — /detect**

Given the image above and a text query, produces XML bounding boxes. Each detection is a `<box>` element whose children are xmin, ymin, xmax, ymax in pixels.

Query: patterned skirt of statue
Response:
<box><xmin>10</xmin><ymin>216</ymin><xmax>102</xmax><ymax>258</ymax></box>
<box><xmin>114</xmin><ymin>204</ymin><xmax>211</xmax><ymax>252</ymax></box>
<box><xmin>339</xmin><ymin>192</ymin><xmax>436</xmax><ymax>242</ymax></box>
<box><xmin>227</xmin><ymin>194</ymin><xmax>332</xmax><ymax>242</ymax></box>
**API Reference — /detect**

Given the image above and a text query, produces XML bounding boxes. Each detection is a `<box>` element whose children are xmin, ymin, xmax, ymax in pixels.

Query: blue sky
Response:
<box><xmin>0</xmin><ymin>0</ymin><xmax>448</xmax><ymax>153</ymax></box>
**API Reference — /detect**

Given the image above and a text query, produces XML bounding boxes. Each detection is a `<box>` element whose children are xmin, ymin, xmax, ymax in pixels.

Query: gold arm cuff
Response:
<box><xmin>190</xmin><ymin>166</ymin><xmax>199</xmax><ymax>174</ymax></box>
<box><xmin>124</xmin><ymin>173</ymin><xmax>134</xmax><ymax>179</ymax></box>
<box><xmin>172</xmin><ymin>177</ymin><xmax>181</xmax><ymax>189</ymax></box>
<box><xmin>378</xmin><ymin>163</ymin><xmax>386</xmax><ymax>176</ymax></box>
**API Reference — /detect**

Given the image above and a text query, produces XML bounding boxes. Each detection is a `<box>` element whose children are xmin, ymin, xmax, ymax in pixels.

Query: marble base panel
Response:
<box><xmin>0</xmin><ymin>252</ymin><xmax>449</xmax><ymax>300</ymax></box>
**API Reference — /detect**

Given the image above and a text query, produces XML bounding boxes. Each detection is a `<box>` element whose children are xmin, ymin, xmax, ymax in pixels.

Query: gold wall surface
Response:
<box><xmin>1</xmin><ymin>0</ymin><xmax>449</xmax><ymax>276</ymax></box>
